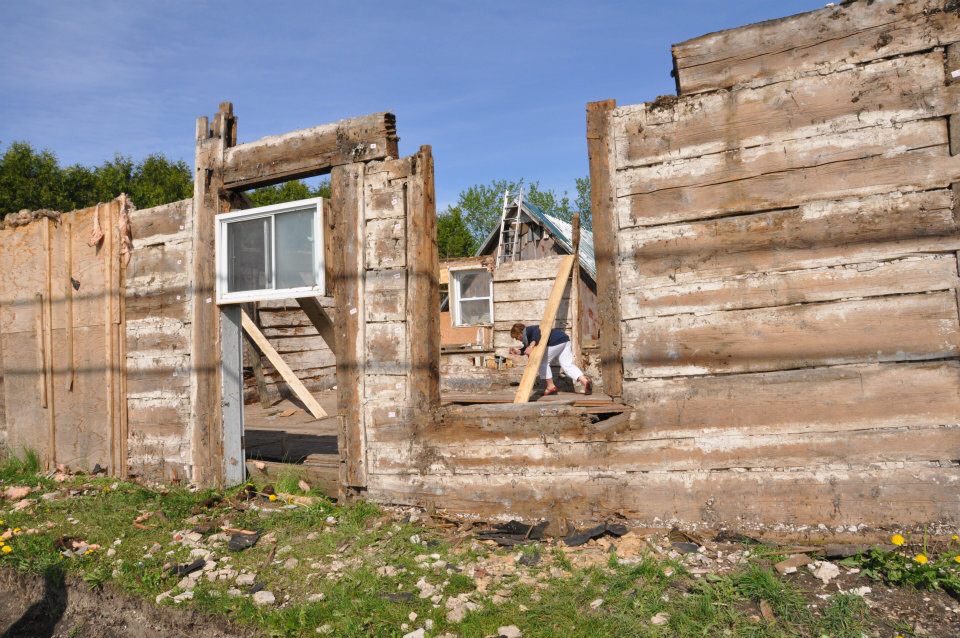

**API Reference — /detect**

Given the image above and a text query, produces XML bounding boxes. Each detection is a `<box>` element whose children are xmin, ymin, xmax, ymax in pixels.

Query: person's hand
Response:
<box><xmin>524</xmin><ymin>343</ymin><xmax>536</xmax><ymax>356</ymax></box>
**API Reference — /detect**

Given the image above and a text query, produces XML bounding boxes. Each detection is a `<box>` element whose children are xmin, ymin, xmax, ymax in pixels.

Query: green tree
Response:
<box><xmin>443</xmin><ymin>178</ymin><xmax>590</xmax><ymax>245</ymax></box>
<box><xmin>246</xmin><ymin>179</ymin><xmax>331</xmax><ymax>207</ymax></box>
<box><xmin>436</xmin><ymin>208</ymin><xmax>477</xmax><ymax>258</ymax></box>
<box><xmin>128</xmin><ymin>154</ymin><xmax>193</xmax><ymax>208</ymax></box>
<box><xmin>575</xmin><ymin>176</ymin><xmax>591</xmax><ymax>229</ymax></box>
<box><xmin>0</xmin><ymin>141</ymin><xmax>71</xmax><ymax>213</ymax></box>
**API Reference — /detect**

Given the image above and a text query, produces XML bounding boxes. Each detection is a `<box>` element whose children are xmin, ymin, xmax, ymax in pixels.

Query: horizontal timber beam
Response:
<box><xmin>222</xmin><ymin>112</ymin><xmax>398</xmax><ymax>190</ymax></box>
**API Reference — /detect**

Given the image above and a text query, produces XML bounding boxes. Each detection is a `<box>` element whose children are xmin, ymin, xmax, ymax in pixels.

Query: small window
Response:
<box><xmin>216</xmin><ymin>198</ymin><xmax>325</xmax><ymax>304</ymax></box>
<box><xmin>451</xmin><ymin>268</ymin><xmax>492</xmax><ymax>326</ymax></box>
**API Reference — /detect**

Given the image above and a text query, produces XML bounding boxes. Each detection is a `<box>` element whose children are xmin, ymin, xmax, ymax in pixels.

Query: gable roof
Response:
<box><xmin>476</xmin><ymin>194</ymin><xmax>596</xmax><ymax>280</ymax></box>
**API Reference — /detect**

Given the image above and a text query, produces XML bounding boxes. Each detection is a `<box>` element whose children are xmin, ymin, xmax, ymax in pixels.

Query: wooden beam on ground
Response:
<box><xmin>240</xmin><ymin>310</ymin><xmax>327</xmax><ymax>419</ymax></box>
<box><xmin>587</xmin><ymin>99</ymin><xmax>624</xmax><ymax>398</ymax></box>
<box><xmin>222</xmin><ymin>112</ymin><xmax>398</xmax><ymax>190</ymax></box>
<box><xmin>514</xmin><ymin>255</ymin><xmax>576</xmax><ymax>403</ymax></box>
<box><xmin>296</xmin><ymin>296</ymin><xmax>337</xmax><ymax>359</ymax></box>
<box><xmin>570</xmin><ymin>213</ymin><xmax>582</xmax><ymax>366</ymax></box>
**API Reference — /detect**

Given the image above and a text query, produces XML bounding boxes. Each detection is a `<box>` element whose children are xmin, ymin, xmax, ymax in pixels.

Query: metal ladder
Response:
<box><xmin>496</xmin><ymin>184</ymin><xmax>523</xmax><ymax>266</ymax></box>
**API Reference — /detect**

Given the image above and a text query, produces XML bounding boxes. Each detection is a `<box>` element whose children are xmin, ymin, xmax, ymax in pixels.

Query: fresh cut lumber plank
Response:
<box><xmin>514</xmin><ymin>255</ymin><xmax>576</xmax><ymax>403</ymax></box>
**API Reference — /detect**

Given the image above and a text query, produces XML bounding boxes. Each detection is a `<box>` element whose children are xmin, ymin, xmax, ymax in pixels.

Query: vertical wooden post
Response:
<box><xmin>331</xmin><ymin>161</ymin><xmax>367</xmax><ymax>493</ymax></box>
<box><xmin>42</xmin><ymin>219</ymin><xmax>56</xmax><ymax>467</ymax></box>
<box><xmin>406</xmin><ymin>146</ymin><xmax>441</xmax><ymax>412</ymax></box>
<box><xmin>586</xmin><ymin>99</ymin><xmax>623</xmax><ymax>398</ymax></box>
<box><xmin>242</xmin><ymin>302</ymin><xmax>273</xmax><ymax>408</ymax></box>
<box><xmin>570</xmin><ymin>213</ymin><xmax>582</xmax><ymax>366</ymax></box>
<box><xmin>191</xmin><ymin>102</ymin><xmax>236</xmax><ymax>487</ymax></box>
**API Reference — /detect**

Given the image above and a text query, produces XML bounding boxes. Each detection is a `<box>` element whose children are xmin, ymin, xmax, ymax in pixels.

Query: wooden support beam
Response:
<box><xmin>240</xmin><ymin>310</ymin><xmax>327</xmax><ymax>419</ymax></box>
<box><xmin>406</xmin><ymin>146</ymin><xmax>441</xmax><ymax>412</ymax></box>
<box><xmin>587</xmin><ymin>99</ymin><xmax>624</xmax><ymax>398</ymax></box>
<box><xmin>571</xmin><ymin>212</ymin><xmax>582</xmax><ymax>366</ymax></box>
<box><xmin>331</xmin><ymin>162</ymin><xmax>367</xmax><ymax>490</ymax></box>
<box><xmin>191</xmin><ymin>102</ymin><xmax>236</xmax><ymax>487</ymax></box>
<box><xmin>296</xmin><ymin>296</ymin><xmax>337</xmax><ymax>359</ymax></box>
<box><xmin>242</xmin><ymin>302</ymin><xmax>273</xmax><ymax>409</ymax></box>
<box><xmin>514</xmin><ymin>255</ymin><xmax>576</xmax><ymax>403</ymax></box>
<box><xmin>222</xmin><ymin>112</ymin><xmax>398</xmax><ymax>190</ymax></box>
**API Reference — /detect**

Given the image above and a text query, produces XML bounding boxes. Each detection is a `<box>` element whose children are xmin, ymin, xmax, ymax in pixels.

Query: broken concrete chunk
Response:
<box><xmin>810</xmin><ymin>560</ymin><xmax>841</xmax><ymax>584</ymax></box>
<box><xmin>774</xmin><ymin>554</ymin><xmax>812</xmax><ymax>575</ymax></box>
<box><xmin>498</xmin><ymin>626</ymin><xmax>523</xmax><ymax>638</ymax></box>
<box><xmin>650</xmin><ymin>612</ymin><xmax>670</xmax><ymax>625</ymax></box>
<box><xmin>252</xmin><ymin>590</ymin><xmax>276</xmax><ymax>606</ymax></box>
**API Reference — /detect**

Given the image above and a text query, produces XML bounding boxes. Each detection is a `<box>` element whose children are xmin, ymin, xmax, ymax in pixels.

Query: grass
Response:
<box><xmin>0</xmin><ymin>452</ymin><xmax>918</xmax><ymax>637</ymax></box>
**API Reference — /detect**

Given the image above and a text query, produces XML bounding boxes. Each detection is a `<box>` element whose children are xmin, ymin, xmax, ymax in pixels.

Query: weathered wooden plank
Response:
<box><xmin>241</xmin><ymin>310</ymin><xmax>326</xmax><ymax>419</ymax></box>
<box><xmin>622</xmin><ymin>291</ymin><xmax>960</xmax><ymax>377</ymax></box>
<box><xmin>296</xmin><ymin>296</ymin><xmax>337</xmax><ymax>358</ymax></box>
<box><xmin>618</xmin><ymin>118</ymin><xmax>947</xmax><ymax>205</ymax></box>
<box><xmin>332</xmin><ymin>162</ymin><xmax>367</xmax><ymax>489</ymax></box>
<box><xmin>406</xmin><ymin>146</ymin><xmax>441</xmax><ymax>413</ymax></box>
<box><xmin>672</xmin><ymin>0</ymin><xmax>960</xmax><ymax>95</ymax></box>
<box><xmin>587</xmin><ymin>99</ymin><xmax>624</xmax><ymax>398</ymax></box>
<box><xmin>222</xmin><ymin>112</ymin><xmax>398</xmax><ymax>189</ymax></box>
<box><xmin>622</xmin><ymin>255</ymin><xmax>959</xmax><ymax>318</ymax></box>
<box><xmin>617</xmin><ymin>189</ymin><xmax>960</xmax><ymax>288</ymax></box>
<box><xmin>515</xmin><ymin>255</ymin><xmax>576</xmax><ymax>403</ymax></box>
<box><xmin>618</xmin><ymin>53</ymin><xmax>959</xmax><ymax>167</ymax></box>
<box><xmin>368</xmin><ymin>424</ymin><xmax>959</xmax><ymax>475</ymax></box>
<box><xmin>128</xmin><ymin>199</ymin><xmax>192</xmax><ymax>244</ymax></box>
<box><xmin>492</xmin><ymin>255</ymin><xmax>567</xmax><ymax>283</ymax></box>
<box><xmin>365</xmin><ymin>217</ymin><xmax>406</xmax><ymax>269</ymax></box>
<box><xmin>365</xmin><ymin>322</ymin><xmax>408</xmax><ymax>376</ymax></box>
<box><xmin>367</xmin><ymin>466</ymin><xmax>960</xmax><ymax>526</ymax></box>
<box><xmin>621</xmin><ymin>145</ymin><xmax>960</xmax><ymax>227</ymax></box>
<box><xmin>190</xmin><ymin>104</ymin><xmax>236</xmax><ymax>487</ymax></box>
<box><xmin>259</xmin><ymin>347</ymin><xmax>336</xmax><ymax>371</ymax></box>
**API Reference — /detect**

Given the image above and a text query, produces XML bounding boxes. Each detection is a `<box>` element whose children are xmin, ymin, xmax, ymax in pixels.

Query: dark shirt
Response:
<box><xmin>522</xmin><ymin>326</ymin><xmax>570</xmax><ymax>350</ymax></box>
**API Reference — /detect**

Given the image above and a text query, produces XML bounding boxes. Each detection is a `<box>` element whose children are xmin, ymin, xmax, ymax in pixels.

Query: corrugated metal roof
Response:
<box><xmin>476</xmin><ymin>194</ymin><xmax>595</xmax><ymax>280</ymax></box>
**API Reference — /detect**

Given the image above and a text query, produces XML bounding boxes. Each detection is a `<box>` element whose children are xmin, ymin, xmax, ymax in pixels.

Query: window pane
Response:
<box><xmin>275</xmin><ymin>208</ymin><xmax>317</xmax><ymax>289</ymax></box>
<box><xmin>458</xmin><ymin>299</ymin><xmax>490</xmax><ymax>325</ymax></box>
<box><xmin>457</xmin><ymin>270</ymin><xmax>490</xmax><ymax>298</ymax></box>
<box><xmin>227</xmin><ymin>217</ymin><xmax>271</xmax><ymax>292</ymax></box>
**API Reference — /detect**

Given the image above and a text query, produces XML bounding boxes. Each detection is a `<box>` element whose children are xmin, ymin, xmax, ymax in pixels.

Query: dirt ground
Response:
<box><xmin>0</xmin><ymin>569</ymin><xmax>251</xmax><ymax>638</ymax></box>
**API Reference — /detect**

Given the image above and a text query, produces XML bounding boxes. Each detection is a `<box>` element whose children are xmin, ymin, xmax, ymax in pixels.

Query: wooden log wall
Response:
<box><xmin>125</xmin><ymin>199</ymin><xmax>194</xmax><ymax>481</ymax></box>
<box><xmin>247</xmin><ymin>299</ymin><xmax>336</xmax><ymax>402</ymax></box>
<box><xmin>363</xmin><ymin>0</ymin><xmax>960</xmax><ymax>529</ymax></box>
<box><xmin>603</xmin><ymin>0</ymin><xmax>960</xmax><ymax>526</ymax></box>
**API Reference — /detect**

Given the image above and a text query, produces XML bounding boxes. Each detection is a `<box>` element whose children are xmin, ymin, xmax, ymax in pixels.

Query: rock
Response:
<box><xmin>850</xmin><ymin>586</ymin><xmax>872</xmax><ymax>597</ymax></box>
<box><xmin>410</xmin><ymin>534</ymin><xmax>421</xmax><ymax>545</ymax></box>
<box><xmin>325</xmin><ymin>516</ymin><xmax>337</xmax><ymax>525</ymax></box>
<box><xmin>172</xmin><ymin>590</ymin><xmax>194</xmax><ymax>603</ymax></box>
<box><xmin>3</xmin><ymin>486</ymin><xmax>30</xmax><ymax>500</ymax></box>
<box><xmin>177</xmin><ymin>576</ymin><xmax>197</xmax><ymax>590</ymax></box>
<box><xmin>236</xmin><ymin>573</ymin><xmax>257</xmax><ymax>586</ymax></box>
<box><xmin>316</xmin><ymin>624</ymin><xmax>333</xmax><ymax>634</ymax></box>
<box><xmin>227</xmin><ymin>588</ymin><xmax>243</xmax><ymax>597</ymax></box>
<box><xmin>424</xmin><ymin>619</ymin><xmax>434</xmax><ymax>631</ymax></box>
<box><xmin>252</xmin><ymin>590</ymin><xmax>276</xmax><ymax>606</ymax></box>
<box><xmin>445</xmin><ymin>593</ymin><xmax>480</xmax><ymax>623</ymax></box>
<box><xmin>106</xmin><ymin>548</ymin><xmax>116</xmax><ymax>558</ymax></box>
<box><xmin>149</xmin><ymin>543</ymin><xmax>162</xmax><ymax>554</ymax></box>
<box><xmin>277</xmin><ymin>544</ymin><xmax>293</xmax><ymax>555</ymax></box>
<box><xmin>228</xmin><ymin>531</ymin><xmax>260</xmax><ymax>552</ymax></box>
<box><xmin>13</xmin><ymin>499</ymin><xmax>33</xmax><ymax>511</ymax></box>
<box><xmin>155</xmin><ymin>590</ymin><xmax>172</xmax><ymax>604</ymax></box>
<box><xmin>590</xmin><ymin>598</ymin><xmax>604</xmax><ymax>610</ymax></box>
<box><xmin>308</xmin><ymin>593</ymin><xmax>326</xmax><ymax>602</ymax></box>
<box><xmin>760</xmin><ymin>600</ymin><xmax>776</xmax><ymax>622</ymax></box>
<box><xmin>651</xmin><ymin>612</ymin><xmax>669</xmax><ymax>626</ymax></box>
<box><xmin>401</xmin><ymin>629</ymin><xmax>425</xmax><ymax>638</ymax></box>
<box><xmin>811</xmin><ymin>561</ymin><xmax>841</xmax><ymax>584</ymax></box>
<box><xmin>283</xmin><ymin>557</ymin><xmax>299</xmax><ymax>570</ymax></box>
<box><xmin>774</xmin><ymin>554</ymin><xmax>812</xmax><ymax>575</ymax></box>
<box><xmin>185</xmin><ymin>532</ymin><xmax>203</xmax><ymax>543</ymax></box>
<box><xmin>408</xmin><ymin>612</ymin><xmax>418</xmax><ymax>622</ymax></box>
<box><xmin>498</xmin><ymin>626</ymin><xmax>522</xmax><ymax>638</ymax></box>
<box><xmin>306</xmin><ymin>532</ymin><xmax>319</xmax><ymax>541</ymax></box>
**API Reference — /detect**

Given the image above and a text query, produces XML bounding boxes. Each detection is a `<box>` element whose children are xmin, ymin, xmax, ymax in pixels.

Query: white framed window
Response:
<box><xmin>450</xmin><ymin>267</ymin><xmax>493</xmax><ymax>326</ymax></box>
<box><xmin>215</xmin><ymin>197</ymin><xmax>325</xmax><ymax>304</ymax></box>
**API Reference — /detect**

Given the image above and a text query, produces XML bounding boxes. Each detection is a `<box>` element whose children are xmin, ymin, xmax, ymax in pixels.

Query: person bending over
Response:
<box><xmin>508</xmin><ymin>322</ymin><xmax>592</xmax><ymax>396</ymax></box>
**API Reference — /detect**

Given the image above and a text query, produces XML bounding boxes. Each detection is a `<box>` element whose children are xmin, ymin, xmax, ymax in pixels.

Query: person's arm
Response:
<box><xmin>523</xmin><ymin>340</ymin><xmax>537</xmax><ymax>356</ymax></box>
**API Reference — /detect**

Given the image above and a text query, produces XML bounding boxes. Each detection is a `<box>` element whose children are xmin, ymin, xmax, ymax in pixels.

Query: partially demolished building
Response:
<box><xmin>0</xmin><ymin>0</ymin><xmax>958</xmax><ymax>532</ymax></box>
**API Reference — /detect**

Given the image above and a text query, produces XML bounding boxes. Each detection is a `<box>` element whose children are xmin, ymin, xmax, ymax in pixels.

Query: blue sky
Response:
<box><xmin>1</xmin><ymin>1</ymin><xmax>823</xmax><ymax>210</ymax></box>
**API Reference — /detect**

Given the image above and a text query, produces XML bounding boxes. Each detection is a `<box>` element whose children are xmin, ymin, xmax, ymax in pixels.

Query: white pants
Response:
<box><xmin>539</xmin><ymin>342</ymin><xmax>584</xmax><ymax>382</ymax></box>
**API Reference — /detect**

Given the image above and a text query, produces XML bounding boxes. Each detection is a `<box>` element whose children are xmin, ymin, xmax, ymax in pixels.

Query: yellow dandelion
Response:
<box><xmin>952</xmin><ymin>534</ymin><xmax>959</xmax><ymax>542</ymax></box>
<box><xmin>914</xmin><ymin>554</ymin><xmax>928</xmax><ymax>565</ymax></box>
<box><xmin>12</xmin><ymin>528</ymin><xmax>21</xmax><ymax>536</ymax></box>
<box><xmin>954</xmin><ymin>555</ymin><xmax>960</xmax><ymax>564</ymax></box>
<box><xmin>890</xmin><ymin>534</ymin><xmax>905</xmax><ymax>546</ymax></box>
<box><xmin>1</xmin><ymin>546</ymin><xmax>11</xmax><ymax>554</ymax></box>
<box><xmin>268</xmin><ymin>494</ymin><xmax>277</xmax><ymax>502</ymax></box>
